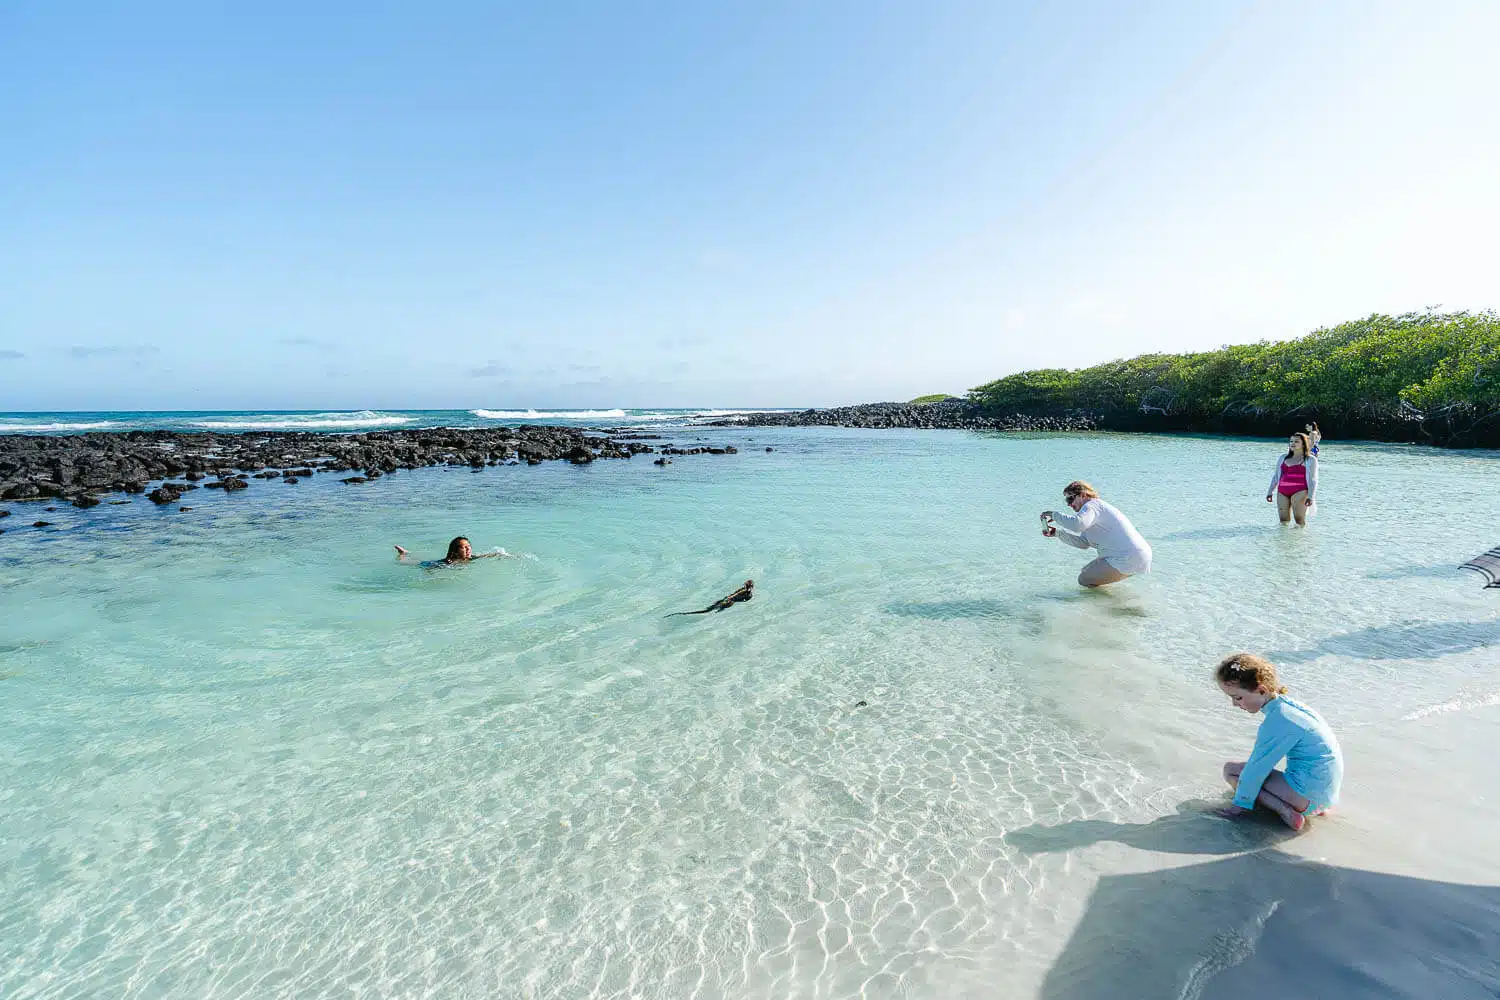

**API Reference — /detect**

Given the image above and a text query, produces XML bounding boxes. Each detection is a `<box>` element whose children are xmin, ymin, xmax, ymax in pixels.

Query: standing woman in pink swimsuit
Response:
<box><xmin>1266</xmin><ymin>432</ymin><xmax>1318</xmax><ymax>526</ymax></box>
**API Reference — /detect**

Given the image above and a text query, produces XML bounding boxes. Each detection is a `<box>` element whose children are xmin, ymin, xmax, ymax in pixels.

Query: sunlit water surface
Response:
<box><xmin>3</xmin><ymin>429</ymin><xmax>1497</xmax><ymax>998</ymax></box>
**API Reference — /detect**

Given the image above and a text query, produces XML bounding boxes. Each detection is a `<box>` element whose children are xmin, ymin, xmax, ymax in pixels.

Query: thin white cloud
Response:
<box><xmin>67</xmin><ymin>345</ymin><xmax>160</xmax><ymax>360</ymax></box>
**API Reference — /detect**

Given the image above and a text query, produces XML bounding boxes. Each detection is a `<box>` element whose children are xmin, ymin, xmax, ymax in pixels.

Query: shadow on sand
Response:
<box><xmin>1365</xmin><ymin>564</ymin><xmax>1469</xmax><ymax>581</ymax></box>
<box><xmin>1008</xmin><ymin>805</ymin><xmax>1500</xmax><ymax>999</ymax></box>
<box><xmin>1267</xmin><ymin>619</ymin><xmax>1500</xmax><ymax>664</ymax></box>
<box><xmin>885</xmin><ymin>592</ymin><xmax>1151</xmax><ymax>622</ymax></box>
<box><xmin>1157</xmin><ymin>525</ymin><xmax>1266</xmax><ymax>542</ymax></box>
<box><xmin>1005</xmin><ymin>799</ymin><xmax>1296</xmax><ymax>857</ymax></box>
<box><xmin>884</xmin><ymin>598</ymin><xmax>1020</xmax><ymax>620</ymax></box>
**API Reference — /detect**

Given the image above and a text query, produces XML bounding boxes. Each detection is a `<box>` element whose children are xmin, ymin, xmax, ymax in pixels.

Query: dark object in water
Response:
<box><xmin>32</xmin><ymin>521</ymin><xmax>51</xmax><ymax>528</ymax></box>
<box><xmin>854</xmin><ymin>700</ymin><xmax>869</xmax><ymax>709</ymax></box>
<box><xmin>666</xmin><ymin>580</ymin><xmax>754</xmax><ymax>617</ymax></box>
<box><xmin>1460</xmin><ymin>546</ymin><xmax>1500</xmax><ymax>588</ymax></box>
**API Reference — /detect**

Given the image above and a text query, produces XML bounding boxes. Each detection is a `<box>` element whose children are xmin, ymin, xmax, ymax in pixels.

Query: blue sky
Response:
<box><xmin>2</xmin><ymin>1</ymin><xmax>1497</xmax><ymax>410</ymax></box>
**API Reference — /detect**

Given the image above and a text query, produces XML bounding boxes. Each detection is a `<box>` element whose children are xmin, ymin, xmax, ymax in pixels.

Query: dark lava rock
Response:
<box><xmin>148</xmin><ymin>485</ymin><xmax>184</xmax><ymax>505</ymax></box>
<box><xmin>179</xmin><ymin>506</ymin><xmax>192</xmax><ymax>512</ymax></box>
<box><xmin>202</xmin><ymin>481</ymin><xmax>224</xmax><ymax>489</ymax></box>
<box><xmin>0</xmin><ymin>509</ymin><xmax>8</xmax><ymax>516</ymax></box>
<box><xmin>71</xmin><ymin>496</ymin><xmax>101</xmax><ymax>509</ymax></box>
<box><xmin>341</xmin><ymin>476</ymin><xmax>368</xmax><ymax>485</ymax></box>
<box><xmin>109</xmin><ymin>500</ymin><xmax>131</xmax><ymax>505</ymax></box>
<box><xmin>220</xmin><ymin>478</ymin><xmax>249</xmax><ymax>492</ymax></box>
<box><xmin>283</xmin><ymin>476</ymin><xmax>300</xmax><ymax>484</ymax></box>
<box><xmin>766</xmin><ymin>447</ymin><xmax>774</xmax><ymax>451</ymax></box>
<box><xmin>854</xmin><ymin>700</ymin><xmax>869</xmax><ymax>709</ymax></box>
<box><xmin>32</xmin><ymin>521</ymin><xmax>51</xmax><ymax>528</ymax></box>
<box><xmin>653</xmin><ymin>458</ymin><xmax>671</xmax><ymax>465</ymax></box>
<box><xmin>708</xmin><ymin>399</ymin><xmax>1100</xmax><ymax>433</ymax></box>
<box><xmin>44</xmin><ymin>507</ymin><xmax>57</xmax><ymax>512</ymax></box>
<box><xmin>0</xmin><ymin>424</ymin><xmax>667</xmax><ymax>510</ymax></box>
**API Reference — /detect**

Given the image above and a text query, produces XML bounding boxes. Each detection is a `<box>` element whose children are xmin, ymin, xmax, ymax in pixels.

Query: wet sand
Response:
<box><xmin>1012</xmin><ymin>704</ymin><xmax>1500</xmax><ymax>999</ymax></box>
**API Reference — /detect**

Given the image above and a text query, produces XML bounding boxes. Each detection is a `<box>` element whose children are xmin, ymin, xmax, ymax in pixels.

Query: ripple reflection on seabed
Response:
<box><xmin>1009</xmin><ymin>813</ymin><xmax>1500</xmax><ymax>1000</ymax></box>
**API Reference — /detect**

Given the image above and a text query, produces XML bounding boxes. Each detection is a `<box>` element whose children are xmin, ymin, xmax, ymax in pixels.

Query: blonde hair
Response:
<box><xmin>1063</xmin><ymin>480</ymin><xmax>1099</xmax><ymax>501</ymax></box>
<box><xmin>1215</xmin><ymin>652</ymin><xmax>1287</xmax><ymax>695</ymax></box>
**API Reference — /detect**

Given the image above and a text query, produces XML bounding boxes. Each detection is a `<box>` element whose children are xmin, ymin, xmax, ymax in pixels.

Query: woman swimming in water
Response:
<box><xmin>1267</xmin><ymin>432</ymin><xmax>1318</xmax><ymax>526</ymax></box>
<box><xmin>393</xmin><ymin>536</ymin><xmax>513</xmax><ymax>568</ymax></box>
<box><xmin>1040</xmin><ymin>481</ymin><xmax>1152</xmax><ymax>588</ymax></box>
<box><xmin>1214</xmin><ymin>652</ymin><xmax>1343</xmax><ymax>831</ymax></box>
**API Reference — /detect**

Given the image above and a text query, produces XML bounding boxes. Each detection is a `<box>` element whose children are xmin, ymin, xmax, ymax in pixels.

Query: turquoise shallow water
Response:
<box><xmin>3</xmin><ymin>428</ymin><xmax>1498</xmax><ymax>998</ymax></box>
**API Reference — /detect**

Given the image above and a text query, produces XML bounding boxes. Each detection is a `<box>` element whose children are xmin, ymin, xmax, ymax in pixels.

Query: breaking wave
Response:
<box><xmin>191</xmin><ymin>411</ymin><xmax>418</xmax><ymax>430</ymax></box>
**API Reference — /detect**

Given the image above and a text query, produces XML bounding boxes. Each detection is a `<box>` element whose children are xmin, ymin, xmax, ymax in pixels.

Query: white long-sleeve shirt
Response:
<box><xmin>1048</xmin><ymin>498</ymin><xmax>1152</xmax><ymax>573</ymax></box>
<box><xmin>1267</xmin><ymin>454</ymin><xmax>1318</xmax><ymax>499</ymax></box>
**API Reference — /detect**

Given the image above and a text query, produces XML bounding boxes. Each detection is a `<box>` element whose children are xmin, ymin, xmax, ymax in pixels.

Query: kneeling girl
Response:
<box><xmin>1215</xmin><ymin>652</ymin><xmax>1343</xmax><ymax>831</ymax></box>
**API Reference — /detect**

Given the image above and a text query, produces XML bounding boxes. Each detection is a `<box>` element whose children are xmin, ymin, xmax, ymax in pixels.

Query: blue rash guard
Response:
<box><xmin>1233</xmin><ymin>694</ymin><xmax>1344</xmax><ymax>811</ymax></box>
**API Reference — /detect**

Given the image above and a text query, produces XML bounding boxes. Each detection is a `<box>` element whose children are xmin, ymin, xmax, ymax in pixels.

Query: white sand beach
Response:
<box><xmin>1016</xmin><ymin>703</ymin><xmax>1500</xmax><ymax>999</ymax></box>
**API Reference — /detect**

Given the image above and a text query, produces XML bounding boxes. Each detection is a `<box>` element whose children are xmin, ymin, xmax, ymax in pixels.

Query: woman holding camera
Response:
<box><xmin>1040</xmin><ymin>480</ymin><xmax>1153</xmax><ymax>588</ymax></box>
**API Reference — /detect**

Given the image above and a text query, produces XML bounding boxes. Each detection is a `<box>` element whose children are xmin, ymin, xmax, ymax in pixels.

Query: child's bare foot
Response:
<box><xmin>1261</xmin><ymin>797</ymin><xmax>1305</xmax><ymax>831</ymax></box>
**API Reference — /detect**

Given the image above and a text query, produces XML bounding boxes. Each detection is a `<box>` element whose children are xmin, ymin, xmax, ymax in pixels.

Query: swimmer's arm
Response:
<box><xmin>1232</xmin><ymin>724</ymin><xmax>1301</xmax><ymax>809</ymax></box>
<box><xmin>1267</xmin><ymin>458</ymin><xmax>1283</xmax><ymax>499</ymax></box>
<box><xmin>472</xmin><ymin>548</ymin><xmax>518</xmax><ymax>559</ymax></box>
<box><xmin>394</xmin><ymin>545</ymin><xmax>414</xmax><ymax>562</ymax></box>
<box><xmin>1304</xmin><ymin>456</ymin><xmax>1317</xmax><ymax>502</ymax></box>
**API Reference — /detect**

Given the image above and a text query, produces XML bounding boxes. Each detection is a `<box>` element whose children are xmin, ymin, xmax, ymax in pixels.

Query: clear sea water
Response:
<box><xmin>2</xmin><ymin>424</ymin><xmax>1498</xmax><ymax>998</ymax></box>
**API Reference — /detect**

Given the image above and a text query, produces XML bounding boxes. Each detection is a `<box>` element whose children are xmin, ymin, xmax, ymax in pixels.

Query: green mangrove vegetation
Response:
<box><xmin>968</xmin><ymin>310</ymin><xmax>1500</xmax><ymax>445</ymax></box>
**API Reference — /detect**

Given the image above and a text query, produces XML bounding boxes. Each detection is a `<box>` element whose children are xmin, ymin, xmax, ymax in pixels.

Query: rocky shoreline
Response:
<box><xmin>712</xmin><ymin>398</ymin><xmax>1498</xmax><ymax>448</ymax></box>
<box><xmin>710</xmin><ymin>399</ymin><xmax>1096</xmax><ymax>432</ymax></box>
<box><xmin>0</xmin><ymin>426</ymin><xmax>737</xmax><ymax>511</ymax></box>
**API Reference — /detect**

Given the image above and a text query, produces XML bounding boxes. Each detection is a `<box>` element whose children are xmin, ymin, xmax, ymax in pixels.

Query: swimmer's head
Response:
<box><xmin>1215</xmin><ymin>653</ymin><xmax>1287</xmax><ymax>713</ymax></box>
<box><xmin>446</xmin><ymin>536</ymin><xmax>473</xmax><ymax>561</ymax></box>
<box><xmin>1063</xmin><ymin>481</ymin><xmax>1098</xmax><ymax>510</ymax></box>
<box><xmin>743</xmin><ymin>579</ymin><xmax>754</xmax><ymax>589</ymax></box>
<box><xmin>1287</xmin><ymin>432</ymin><xmax>1312</xmax><ymax>459</ymax></box>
